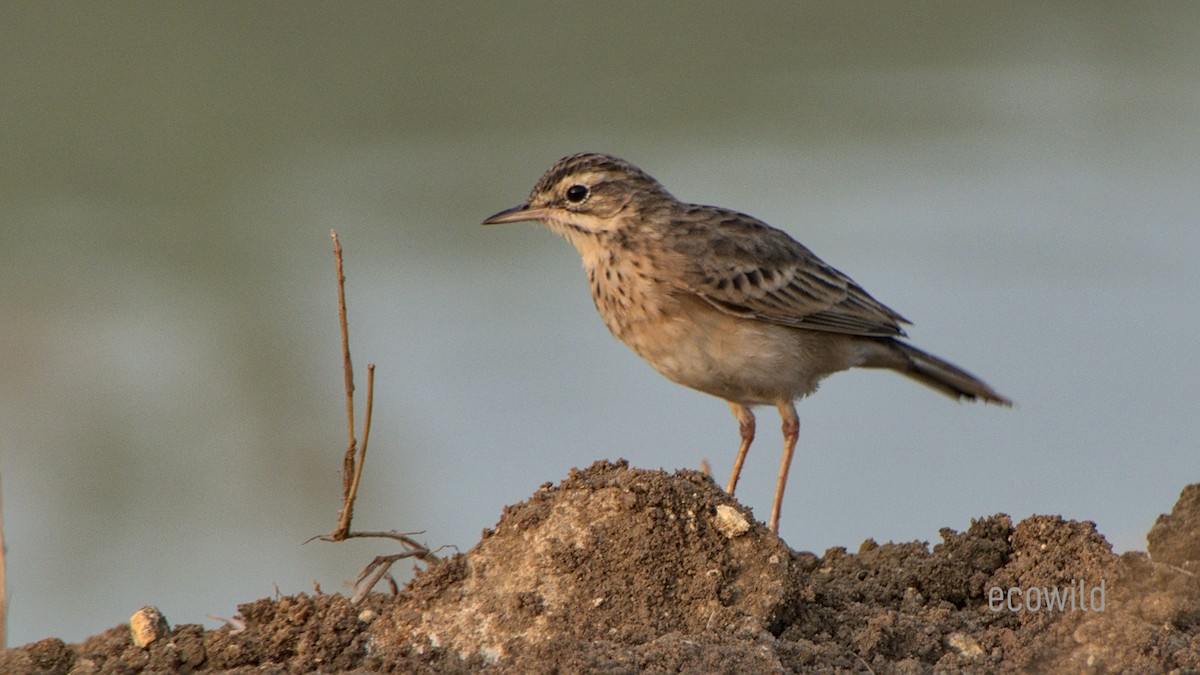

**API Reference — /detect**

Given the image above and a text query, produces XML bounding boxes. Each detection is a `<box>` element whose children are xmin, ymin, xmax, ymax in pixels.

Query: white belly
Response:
<box><xmin>611</xmin><ymin>297</ymin><xmax>860</xmax><ymax>407</ymax></box>
<box><xmin>579</xmin><ymin>248</ymin><xmax>861</xmax><ymax>407</ymax></box>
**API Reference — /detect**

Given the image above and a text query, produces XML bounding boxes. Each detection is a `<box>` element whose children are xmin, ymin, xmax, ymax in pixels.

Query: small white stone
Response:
<box><xmin>714</xmin><ymin>505</ymin><xmax>750</xmax><ymax>537</ymax></box>
<box><xmin>130</xmin><ymin>606</ymin><xmax>170</xmax><ymax>647</ymax></box>
<box><xmin>945</xmin><ymin>631</ymin><xmax>983</xmax><ymax>659</ymax></box>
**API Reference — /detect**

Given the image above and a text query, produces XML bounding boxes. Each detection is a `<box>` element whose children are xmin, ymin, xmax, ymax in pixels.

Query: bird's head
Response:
<box><xmin>482</xmin><ymin>153</ymin><xmax>672</xmax><ymax>238</ymax></box>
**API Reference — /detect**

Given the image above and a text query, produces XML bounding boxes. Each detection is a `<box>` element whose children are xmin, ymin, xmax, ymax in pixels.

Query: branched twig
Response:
<box><xmin>352</xmin><ymin>555</ymin><xmax>406</xmax><ymax>605</ymax></box>
<box><xmin>349</xmin><ymin>541</ymin><xmax>453</xmax><ymax>604</ymax></box>
<box><xmin>310</xmin><ymin>231</ymin><xmax>439</xmax><ymax>604</ymax></box>
<box><xmin>326</xmin><ymin>231</ymin><xmax>384</xmax><ymax>541</ymax></box>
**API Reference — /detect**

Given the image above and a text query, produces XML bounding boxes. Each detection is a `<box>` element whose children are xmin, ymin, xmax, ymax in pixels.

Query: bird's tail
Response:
<box><xmin>864</xmin><ymin>338</ymin><xmax>1012</xmax><ymax>406</ymax></box>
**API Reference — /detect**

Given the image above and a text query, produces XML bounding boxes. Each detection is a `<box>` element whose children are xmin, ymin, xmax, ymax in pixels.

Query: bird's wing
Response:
<box><xmin>666</xmin><ymin>207</ymin><xmax>911</xmax><ymax>337</ymax></box>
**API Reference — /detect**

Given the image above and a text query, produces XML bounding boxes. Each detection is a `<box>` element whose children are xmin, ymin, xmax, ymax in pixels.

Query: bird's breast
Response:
<box><xmin>582</xmin><ymin>254</ymin><xmax>857</xmax><ymax>405</ymax></box>
<box><xmin>584</xmin><ymin>253</ymin><xmax>665</xmax><ymax>338</ymax></box>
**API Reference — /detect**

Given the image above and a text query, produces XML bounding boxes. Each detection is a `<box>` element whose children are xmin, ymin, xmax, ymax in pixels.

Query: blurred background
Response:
<box><xmin>2</xmin><ymin>2</ymin><xmax>1197</xmax><ymax>647</ymax></box>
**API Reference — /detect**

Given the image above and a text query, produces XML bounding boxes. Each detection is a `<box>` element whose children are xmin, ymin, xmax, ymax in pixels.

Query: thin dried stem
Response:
<box><xmin>352</xmin><ymin>555</ymin><xmax>408</xmax><ymax>605</ymax></box>
<box><xmin>314</xmin><ymin>232</ymin><xmax>438</xmax><ymax>591</ymax></box>
<box><xmin>348</xmin><ymin>537</ymin><xmax>446</xmax><ymax>605</ymax></box>
<box><xmin>336</xmin><ymin>363</ymin><xmax>375</xmax><ymax>537</ymax></box>
<box><xmin>349</xmin><ymin>365</ymin><xmax>375</xmax><ymax>508</ymax></box>
<box><xmin>331</xmin><ymin>231</ymin><xmax>359</xmax><ymax>540</ymax></box>
<box><xmin>333</xmin><ymin>231</ymin><xmax>357</xmax><ymax>504</ymax></box>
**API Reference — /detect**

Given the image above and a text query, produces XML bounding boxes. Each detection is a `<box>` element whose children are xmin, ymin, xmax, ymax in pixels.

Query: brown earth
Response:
<box><xmin>4</xmin><ymin>461</ymin><xmax>1199</xmax><ymax>673</ymax></box>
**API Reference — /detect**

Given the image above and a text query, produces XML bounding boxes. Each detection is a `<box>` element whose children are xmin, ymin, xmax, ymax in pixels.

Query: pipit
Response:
<box><xmin>484</xmin><ymin>153</ymin><xmax>1010</xmax><ymax>533</ymax></box>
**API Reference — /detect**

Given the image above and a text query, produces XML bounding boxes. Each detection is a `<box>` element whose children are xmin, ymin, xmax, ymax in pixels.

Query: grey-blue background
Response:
<box><xmin>3</xmin><ymin>3</ymin><xmax>1197</xmax><ymax>646</ymax></box>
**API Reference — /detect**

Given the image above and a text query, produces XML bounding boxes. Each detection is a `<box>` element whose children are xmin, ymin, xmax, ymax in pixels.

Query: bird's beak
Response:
<box><xmin>482</xmin><ymin>203</ymin><xmax>549</xmax><ymax>225</ymax></box>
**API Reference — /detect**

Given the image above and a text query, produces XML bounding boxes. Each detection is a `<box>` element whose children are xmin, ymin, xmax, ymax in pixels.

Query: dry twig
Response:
<box><xmin>310</xmin><ymin>231</ymin><xmax>437</xmax><ymax>602</ymax></box>
<box><xmin>332</xmin><ymin>231</ymin><xmax>358</xmax><ymax>538</ymax></box>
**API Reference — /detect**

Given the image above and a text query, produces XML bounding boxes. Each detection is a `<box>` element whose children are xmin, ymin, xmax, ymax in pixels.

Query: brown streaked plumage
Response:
<box><xmin>484</xmin><ymin>152</ymin><xmax>1010</xmax><ymax>533</ymax></box>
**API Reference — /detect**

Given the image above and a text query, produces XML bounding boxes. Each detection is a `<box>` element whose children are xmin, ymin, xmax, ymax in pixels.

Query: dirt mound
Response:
<box><xmin>5</xmin><ymin>460</ymin><xmax>1200</xmax><ymax>673</ymax></box>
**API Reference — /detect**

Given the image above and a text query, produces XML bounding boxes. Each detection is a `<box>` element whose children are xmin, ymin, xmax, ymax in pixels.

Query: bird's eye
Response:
<box><xmin>565</xmin><ymin>184</ymin><xmax>589</xmax><ymax>204</ymax></box>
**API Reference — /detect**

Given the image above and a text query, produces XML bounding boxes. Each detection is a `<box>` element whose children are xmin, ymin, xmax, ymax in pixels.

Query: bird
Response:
<box><xmin>482</xmin><ymin>152</ymin><xmax>1010</xmax><ymax>533</ymax></box>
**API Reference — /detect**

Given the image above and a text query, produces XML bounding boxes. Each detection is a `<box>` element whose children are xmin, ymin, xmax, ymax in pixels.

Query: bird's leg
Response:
<box><xmin>768</xmin><ymin>401</ymin><xmax>800</xmax><ymax>533</ymax></box>
<box><xmin>725</xmin><ymin>402</ymin><xmax>755</xmax><ymax>495</ymax></box>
